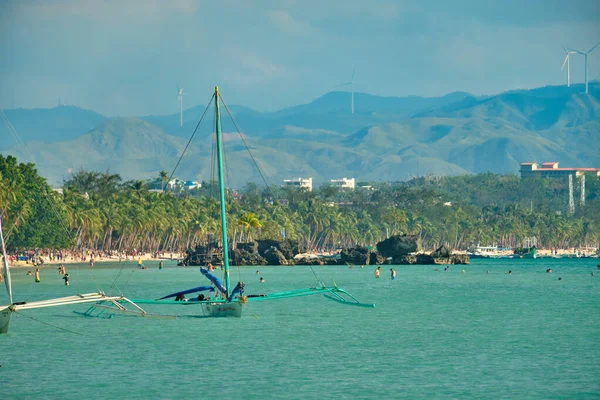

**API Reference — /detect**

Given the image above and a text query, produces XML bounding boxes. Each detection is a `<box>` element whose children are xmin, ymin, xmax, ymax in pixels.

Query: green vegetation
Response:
<box><xmin>1</xmin><ymin>155</ymin><xmax>599</xmax><ymax>252</ymax></box>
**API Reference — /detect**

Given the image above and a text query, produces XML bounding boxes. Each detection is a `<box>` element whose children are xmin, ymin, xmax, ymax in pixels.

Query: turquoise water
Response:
<box><xmin>1</xmin><ymin>258</ymin><xmax>599</xmax><ymax>399</ymax></box>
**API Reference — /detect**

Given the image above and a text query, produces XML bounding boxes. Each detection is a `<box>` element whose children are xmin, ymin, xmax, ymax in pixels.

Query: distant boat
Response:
<box><xmin>467</xmin><ymin>245</ymin><xmax>510</xmax><ymax>259</ymax></box>
<box><xmin>514</xmin><ymin>247</ymin><xmax>537</xmax><ymax>259</ymax></box>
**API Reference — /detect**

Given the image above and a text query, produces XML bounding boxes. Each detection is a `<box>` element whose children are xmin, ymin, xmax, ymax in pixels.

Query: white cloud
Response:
<box><xmin>267</xmin><ymin>10</ymin><xmax>315</xmax><ymax>36</ymax></box>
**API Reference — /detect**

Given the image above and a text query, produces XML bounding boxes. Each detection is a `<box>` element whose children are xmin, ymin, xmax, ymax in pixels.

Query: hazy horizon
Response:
<box><xmin>1</xmin><ymin>0</ymin><xmax>599</xmax><ymax>116</ymax></box>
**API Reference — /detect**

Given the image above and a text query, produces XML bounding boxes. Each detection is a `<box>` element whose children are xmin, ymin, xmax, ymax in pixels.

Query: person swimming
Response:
<box><xmin>375</xmin><ymin>266</ymin><xmax>381</xmax><ymax>278</ymax></box>
<box><xmin>62</xmin><ymin>273</ymin><xmax>70</xmax><ymax>286</ymax></box>
<box><xmin>259</xmin><ymin>277</ymin><xmax>265</xmax><ymax>283</ymax></box>
<box><xmin>390</xmin><ymin>268</ymin><xmax>396</xmax><ymax>280</ymax></box>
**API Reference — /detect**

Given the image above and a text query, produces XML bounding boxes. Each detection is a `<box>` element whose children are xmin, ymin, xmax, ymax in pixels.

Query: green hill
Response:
<box><xmin>0</xmin><ymin>105</ymin><xmax>106</xmax><ymax>150</ymax></box>
<box><xmin>3</xmin><ymin>84</ymin><xmax>599</xmax><ymax>187</ymax></box>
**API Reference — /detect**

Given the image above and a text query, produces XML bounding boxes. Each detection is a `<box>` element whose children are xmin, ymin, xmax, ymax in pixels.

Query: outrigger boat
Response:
<box><xmin>0</xmin><ymin>216</ymin><xmax>162</xmax><ymax>334</ymax></box>
<box><xmin>102</xmin><ymin>86</ymin><xmax>373</xmax><ymax>318</ymax></box>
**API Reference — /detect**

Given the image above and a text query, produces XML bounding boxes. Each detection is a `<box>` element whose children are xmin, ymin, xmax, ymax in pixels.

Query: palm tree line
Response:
<box><xmin>1</xmin><ymin>154</ymin><xmax>599</xmax><ymax>252</ymax></box>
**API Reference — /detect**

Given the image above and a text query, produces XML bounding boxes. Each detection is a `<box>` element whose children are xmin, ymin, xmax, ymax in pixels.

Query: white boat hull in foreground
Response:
<box><xmin>201</xmin><ymin>301</ymin><xmax>243</xmax><ymax>318</ymax></box>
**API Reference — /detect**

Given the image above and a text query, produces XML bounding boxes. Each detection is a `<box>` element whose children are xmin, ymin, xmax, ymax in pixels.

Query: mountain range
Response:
<box><xmin>2</xmin><ymin>83</ymin><xmax>599</xmax><ymax>188</ymax></box>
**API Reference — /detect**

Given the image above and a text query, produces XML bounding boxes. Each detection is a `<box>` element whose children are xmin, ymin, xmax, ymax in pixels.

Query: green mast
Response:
<box><xmin>214</xmin><ymin>86</ymin><xmax>231</xmax><ymax>298</ymax></box>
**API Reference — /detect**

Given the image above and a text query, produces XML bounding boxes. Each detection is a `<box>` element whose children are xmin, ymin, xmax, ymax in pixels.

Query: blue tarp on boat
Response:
<box><xmin>158</xmin><ymin>285</ymin><xmax>214</xmax><ymax>300</ymax></box>
<box><xmin>228</xmin><ymin>282</ymin><xmax>245</xmax><ymax>302</ymax></box>
<box><xmin>200</xmin><ymin>268</ymin><xmax>227</xmax><ymax>294</ymax></box>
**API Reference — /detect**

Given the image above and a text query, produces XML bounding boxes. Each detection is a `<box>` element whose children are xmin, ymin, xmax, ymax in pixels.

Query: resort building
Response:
<box><xmin>183</xmin><ymin>180</ymin><xmax>201</xmax><ymax>190</ymax></box>
<box><xmin>282</xmin><ymin>177</ymin><xmax>313</xmax><ymax>191</ymax></box>
<box><xmin>147</xmin><ymin>178</ymin><xmax>186</xmax><ymax>192</ymax></box>
<box><xmin>330</xmin><ymin>177</ymin><xmax>355</xmax><ymax>190</ymax></box>
<box><xmin>520</xmin><ymin>162</ymin><xmax>600</xmax><ymax>178</ymax></box>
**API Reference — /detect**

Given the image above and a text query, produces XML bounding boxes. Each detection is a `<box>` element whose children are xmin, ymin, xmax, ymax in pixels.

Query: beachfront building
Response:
<box><xmin>330</xmin><ymin>177</ymin><xmax>355</xmax><ymax>190</ymax></box>
<box><xmin>147</xmin><ymin>178</ymin><xmax>186</xmax><ymax>192</ymax></box>
<box><xmin>520</xmin><ymin>162</ymin><xmax>600</xmax><ymax>178</ymax></box>
<box><xmin>283</xmin><ymin>177</ymin><xmax>313</xmax><ymax>191</ymax></box>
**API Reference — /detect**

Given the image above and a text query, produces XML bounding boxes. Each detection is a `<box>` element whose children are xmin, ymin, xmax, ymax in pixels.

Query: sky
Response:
<box><xmin>1</xmin><ymin>0</ymin><xmax>599</xmax><ymax>116</ymax></box>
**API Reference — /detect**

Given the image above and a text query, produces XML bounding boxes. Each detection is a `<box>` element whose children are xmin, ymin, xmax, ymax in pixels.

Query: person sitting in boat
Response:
<box><xmin>175</xmin><ymin>294</ymin><xmax>186</xmax><ymax>301</ymax></box>
<box><xmin>197</xmin><ymin>293</ymin><xmax>205</xmax><ymax>301</ymax></box>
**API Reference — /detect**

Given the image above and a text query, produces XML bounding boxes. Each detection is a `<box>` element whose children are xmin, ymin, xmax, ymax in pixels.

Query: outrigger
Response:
<box><xmin>122</xmin><ymin>86</ymin><xmax>374</xmax><ymax>317</ymax></box>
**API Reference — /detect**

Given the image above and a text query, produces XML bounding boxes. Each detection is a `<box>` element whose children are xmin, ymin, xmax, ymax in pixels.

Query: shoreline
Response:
<box><xmin>6</xmin><ymin>253</ymin><xmax>183</xmax><ymax>269</ymax></box>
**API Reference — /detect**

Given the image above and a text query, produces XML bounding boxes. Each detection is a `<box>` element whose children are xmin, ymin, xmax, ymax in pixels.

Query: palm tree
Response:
<box><xmin>237</xmin><ymin>212</ymin><xmax>262</xmax><ymax>242</ymax></box>
<box><xmin>159</xmin><ymin>170</ymin><xmax>169</xmax><ymax>192</ymax></box>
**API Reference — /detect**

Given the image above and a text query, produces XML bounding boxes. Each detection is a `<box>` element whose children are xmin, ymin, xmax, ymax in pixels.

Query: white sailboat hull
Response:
<box><xmin>201</xmin><ymin>301</ymin><xmax>243</xmax><ymax>318</ymax></box>
<box><xmin>0</xmin><ymin>306</ymin><xmax>11</xmax><ymax>334</ymax></box>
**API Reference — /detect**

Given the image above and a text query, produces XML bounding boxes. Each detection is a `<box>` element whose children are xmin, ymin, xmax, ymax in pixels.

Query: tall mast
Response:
<box><xmin>0</xmin><ymin>216</ymin><xmax>13</xmax><ymax>304</ymax></box>
<box><xmin>214</xmin><ymin>86</ymin><xmax>231</xmax><ymax>297</ymax></box>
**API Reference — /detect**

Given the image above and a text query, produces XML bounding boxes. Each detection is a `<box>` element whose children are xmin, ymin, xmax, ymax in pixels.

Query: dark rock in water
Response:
<box><xmin>257</xmin><ymin>239</ymin><xmax>304</xmax><ymax>260</ymax></box>
<box><xmin>449</xmin><ymin>254</ymin><xmax>469</xmax><ymax>264</ymax></box>
<box><xmin>236</xmin><ymin>241</ymin><xmax>258</xmax><ymax>254</ymax></box>
<box><xmin>264</xmin><ymin>247</ymin><xmax>288</xmax><ymax>265</ymax></box>
<box><xmin>295</xmin><ymin>257</ymin><xmax>325</xmax><ymax>266</ymax></box>
<box><xmin>340</xmin><ymin>247</ymin><xmax>371</xmax><ymax>265</ymax></box>
<box><xmin>394</xmin><ymin>253</ymin><xmax>469</xmax><ymax>265</ymax></box>
<box><xmin>229</xmin><ymin>249</ymin><xmax>266</xmax><ymax>266</ymax></box>
<box><xmin>377</xmin><ymin>235</ymin><xmax>421</xmax><ymax>258</ymax></box>
<box><xmin>431</xmin><ymin>244</ymin><xmax>452</xmax><ymax>258</ymax></box>
<box><xmin>369</xmin><ymin>251</ymin><xmax>386</xmax><ymax>265</ymax></box>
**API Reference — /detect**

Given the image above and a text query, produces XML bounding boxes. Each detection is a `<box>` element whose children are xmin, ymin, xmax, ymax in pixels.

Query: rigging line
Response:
<box><xmin>219</xmin><ymin>95</ymin><xmax>277</xmax><ymax>200</ymax></box>
<box><xmin>13</xmin><ymin>310</ymin><xmax>84</xmax><ymax>336</ymax></box>
<box><xmin>0</xmin><ymin>108</ymin><xmax>101</xmax><ymax>292</ymax></box>
<box><xmin>0</xmin><ymin>110</ymin><xmax>23</xmax><ymax>146</ymax></box>
<box><xmin>168</xmin><ymin>93</ymin><xmax>215</xmax><ymax>183</ymax></box>
<box><xmin>308</xmin><ymin>265</ymin><xmax>323</xmax><ymax>286</ymax></box>
<box><xmin>109</xmin><ymin>263</ymin><xmax>126</xmax><ymax>292</ymax></box>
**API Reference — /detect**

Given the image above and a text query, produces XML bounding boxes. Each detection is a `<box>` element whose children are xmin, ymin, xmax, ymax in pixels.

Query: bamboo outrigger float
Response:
<box><xmin>0</xmin><ymin>216</ymin><xmax>160</xmax><ymax>334</ymax></box>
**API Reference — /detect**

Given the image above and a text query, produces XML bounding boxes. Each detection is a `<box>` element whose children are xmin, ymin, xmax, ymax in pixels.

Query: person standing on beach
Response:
<box><xmin>35</xmin><ymin>268</ymin><xmax>41</xmax><ymax>283</ymax></box>
<box><xmin>375</xmin><ymin>266</ymin><xmax>381</xmax><ymax>278</ymax></box>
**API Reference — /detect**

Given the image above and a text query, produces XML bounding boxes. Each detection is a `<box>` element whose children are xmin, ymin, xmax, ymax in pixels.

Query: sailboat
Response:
<box><xmin>0</xmin><ymin>215</ymin><xmax>156</xmax><ymax>334</ymax></box>
<box><xmin>115</xmin><ymin>86</ymin><xmax>373</xmax><ymax>317</ymax></box>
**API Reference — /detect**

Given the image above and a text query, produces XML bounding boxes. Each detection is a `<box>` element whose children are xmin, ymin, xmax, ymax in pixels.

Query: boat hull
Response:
<box><xmin>201</xmin><ymin>301</ymin><xmax>243</xmax><ymax>318</ymax></box>
<box><xmin>0</xmin><ymin>306</ymin><xmax>12</xmax><ymax>333</ymax></box>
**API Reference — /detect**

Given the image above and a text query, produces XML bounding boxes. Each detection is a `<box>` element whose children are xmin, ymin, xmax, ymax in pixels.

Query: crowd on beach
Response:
<box><xmin>4</xmin><ymin>248</ymin><xmax>185</xmax><ymax>268</ymax></box>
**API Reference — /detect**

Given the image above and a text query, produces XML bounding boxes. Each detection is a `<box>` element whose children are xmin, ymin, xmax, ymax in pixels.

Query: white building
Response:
<box><xmin>330</xmin><ymin>177</ymin><xmax>355</xmax><ymax>190</ymax></box>
<box><xmin>283</xmin><ymin>177</ymin><xmax>313</xmax><ymax>191</ymax></box>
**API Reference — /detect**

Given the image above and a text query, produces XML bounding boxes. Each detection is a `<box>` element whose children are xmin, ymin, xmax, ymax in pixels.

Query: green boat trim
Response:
<box><xmin>126</xmin><ymin>286</ymin><xmax>374</xmax><ymax>308</ymax></box>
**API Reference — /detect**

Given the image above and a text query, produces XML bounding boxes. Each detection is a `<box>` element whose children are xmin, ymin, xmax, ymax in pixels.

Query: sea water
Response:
<box><xmin>1</xmin><ymin>258</ymin><xmax>599</xmax><ymax>399</ymax></box>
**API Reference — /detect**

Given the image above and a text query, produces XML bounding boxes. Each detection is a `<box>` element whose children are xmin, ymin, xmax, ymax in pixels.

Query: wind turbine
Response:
<box><xmin>338</xmin><ymin>68</ymin><xmax>356</xmax><ymax>114</ymax></box>
<box><xmin>569</xmin><ymin>42</ymin><xmax>600</xmax><ymax>94</ymax></box>
<box><xmin>177</xmin><ymin>85</ymin><xmax>185</xmax><ymax>127</ymax></box>
<box><xmin>561</xmin><ymin>46</ymin><xmax>576</xmax><ymax>87</ymax></box>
